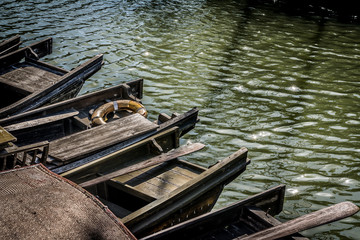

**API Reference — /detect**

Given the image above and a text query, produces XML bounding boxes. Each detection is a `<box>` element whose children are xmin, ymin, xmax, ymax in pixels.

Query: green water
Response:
<box><xmin>1</xmin><ymin>0</ymin><xmax>360</xmax><ymax>239</ymax></box>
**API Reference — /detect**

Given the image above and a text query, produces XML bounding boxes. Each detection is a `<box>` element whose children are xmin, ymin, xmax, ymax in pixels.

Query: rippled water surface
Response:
<box><xmin>1</xmin><ymin>0</ymin><xmax>360</xmax><ymax>239</ymax></box>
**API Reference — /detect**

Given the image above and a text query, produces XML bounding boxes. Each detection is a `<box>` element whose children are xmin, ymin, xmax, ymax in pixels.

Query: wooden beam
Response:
<box><xmin>240</xmin><ymin>201</ymin><xmax>359</xmax><ymax>240</ymax></box>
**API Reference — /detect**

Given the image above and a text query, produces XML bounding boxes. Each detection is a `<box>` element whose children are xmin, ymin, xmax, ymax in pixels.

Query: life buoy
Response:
<box><xmin>91</xmin><ymin>100</ymin><xmax>147</xmax><ymax>126</ymax></box>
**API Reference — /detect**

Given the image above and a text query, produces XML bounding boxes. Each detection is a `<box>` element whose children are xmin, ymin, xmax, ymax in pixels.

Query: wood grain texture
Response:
<box><xmin>0</xmin><ymin>66</ymin><xmax>60</xmax><ymax>94</ymax></box>
<box><xmin>49</xmin><ymin>114</ymin><xmax>158</xmax><ymax>163</ymax></box>
<box><xmin>240</xmin><ymin>201</ymin><xmax>359</xmax><ymax>240</ymax></box>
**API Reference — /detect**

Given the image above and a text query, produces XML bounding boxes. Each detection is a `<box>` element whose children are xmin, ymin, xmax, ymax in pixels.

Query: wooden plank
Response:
<box><xmin>57</xmin><ymin>125</ymin><xmax>178</xmax><ymax>176</ymax></box>
<box><xmin>114</xmin><ymin>163</ymin><xmax>200</xmax><ymax>200</ymax></box>
<box><xmin>4</xmin><ymin>109</ymin><xmax>79</xmax><ymax>132</ymax></box>
<box><xmin>49</xmin><ymin>114</ymin><xmax>158</xmax><ymax>163</ymax></box>
<box><xmin>110</xmin><ymin>158</ymin><xmax>201</xmax><ymax>186</ymax></box>
<box><xmin>118</xmin><ymin>164</ymin><xmax>201</xmax><ymax>199</ymax></box>
<box><xmin>0</xmin><ymin>65</ymin><xmax>61</xmax><ymax>94</ymax></box>
<box><xmin>107</xmin><ymin>180</ymin><xmax>156</xmax><ymax>203</ymax></box>
<box><xmin>240</xmin><ymin>202</ymin><xmax>359</xmax><ymax>240</ymax></box>
<box><xmin>26</xmin><ymin>57</ymin><xmax>68</xmax><ymax>74</ymax></box>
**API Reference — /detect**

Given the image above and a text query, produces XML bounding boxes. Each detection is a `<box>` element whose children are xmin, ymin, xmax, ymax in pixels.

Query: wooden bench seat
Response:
<box><xmin>0</xmin><ymin>65</ymin><xmax>61</xmax><ymax>95</ymax></box>
<box><xmin>48</xmin><ymin>114</ymin><xmax>158</xmax><ymax>164</ymax></box>
<box><xmin>111</xmin><ymin>160</ymin><xmax>205</xmax><ymax>200</ymax></box>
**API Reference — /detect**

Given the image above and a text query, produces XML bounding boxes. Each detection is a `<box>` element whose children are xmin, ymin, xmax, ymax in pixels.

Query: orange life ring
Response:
<box><xmin>91</xmin><ymin>100</ymin><xmax>147</xmax><ymax>126</ymax></box>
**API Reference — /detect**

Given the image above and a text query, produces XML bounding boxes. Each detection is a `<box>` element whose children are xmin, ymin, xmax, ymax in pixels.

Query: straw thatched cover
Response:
<box><xmin>0</xmin><ymin>164</ymin><xmax>136</xmax><ymax>240</ymax></box>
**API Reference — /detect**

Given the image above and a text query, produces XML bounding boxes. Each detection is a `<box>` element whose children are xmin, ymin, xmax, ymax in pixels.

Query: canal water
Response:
<box><xmin>1</xmin><ymin>0</ymin><xmax>360</xmax><ymax>239</ymax></box>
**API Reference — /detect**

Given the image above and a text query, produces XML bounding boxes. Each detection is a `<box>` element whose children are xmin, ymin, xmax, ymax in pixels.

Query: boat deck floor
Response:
<box><xmin>0</xmin><ymin>62</ymin><xmax>62</xmax><ymax>95</ymax></box>
<box><xmin>111</xmin><ymin>160</ymin><xmax>205</xmax><ymax>200</ymax></box>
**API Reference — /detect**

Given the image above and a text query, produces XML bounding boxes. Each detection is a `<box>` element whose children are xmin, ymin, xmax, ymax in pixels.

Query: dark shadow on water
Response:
<box><xmin>252</xmin><ymin>0</ymin><xmax>360</xmax><ymax>23</ymax></box>
<box><xmin>202</xmin><ymin>0</ymin><xmax>254</xmax><ymax>109</ymax></box>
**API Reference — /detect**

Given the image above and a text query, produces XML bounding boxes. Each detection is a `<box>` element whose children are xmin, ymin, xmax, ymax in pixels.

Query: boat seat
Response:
<box><xmin>48</xmin><ymin>113</ymin><xmax>158</xmax><ymax>165</ymax></box>
<box><xmin>0</xmin><ymin>65</ymin><xmax>61</xmax><ymax>95</ymax></box>
<box><xmin>110</xmin><ymin>160</ymin><xmax>204</xmax><ymax>200</ymax></box>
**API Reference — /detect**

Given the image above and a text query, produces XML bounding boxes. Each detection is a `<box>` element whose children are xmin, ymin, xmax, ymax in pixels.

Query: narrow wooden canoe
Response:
<box><xmin>0</xmin><ymin>35</ymin><xmax>22</xmax><ymax>56</ymax></box>
<box><xmin>0</xmin><ymin>79</ymin><xmax>199</xmax><ymax>173</ymax></box>
<box><xmin>0</xmin><ymin>37</ymin><xmax>103</xmax><ymax>118</ymax></box>
<box><xmin>141</xmin><ymin>185</ymin><xmax>308</xmax><ymax>240</ymax></box>
<box><xmin>0</xmin><ymin>164</ymin><xmax>136</xmax><ymax>240</ymax></box>
<box><xmin>81</xmin><ymin>146</ymin><xmax>250</xmax><ymax>238</ymax></box>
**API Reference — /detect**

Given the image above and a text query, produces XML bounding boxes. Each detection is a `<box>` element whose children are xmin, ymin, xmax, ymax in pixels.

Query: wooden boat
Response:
<box><xmin>0</xmin><ymin>79</ymin><xmax>199</xmax><ymax>173</ymax></box>
<box><xmin>78</xmin><ymin>145</ymin><xmax>250</xmax><ymax>238</ymax></box>
<box><xmin>0</xmin><ymin>36</ymin><xmax>103</xmax><ymax>118</ymax></box>
<box><xmin>142</xmin><ymin>185</ymin><xmax>359</xmax><ymax>240</ymax></box>
<box><xmin>141</xmin><ymin>185</ymin><xmax>306</xmax><ymax>240</ymax></box>
<box><xmin>0</xmin><ymin>164</ymin><xmax>136</xmax><ymax>240</ymax></box>
<box><xmin>0</xmin><ymin>35</ymin><xmax>22</xmax><ymax>56</ymax></box>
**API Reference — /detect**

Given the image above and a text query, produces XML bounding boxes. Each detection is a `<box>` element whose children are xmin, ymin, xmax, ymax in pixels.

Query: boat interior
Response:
<box><xmin>88</xmin><ymin>158</ymin><xmax>207</xmax><ymax>219</ymax></box>
<box><xmin>0</xmin><ymin>37</ymin><xmax>55</xmax><ymax>108</ymax></box>
<box><xmin>0</xmin><ymin>58</ymin><xmax>68</xmax><ymax>108</ymax></box>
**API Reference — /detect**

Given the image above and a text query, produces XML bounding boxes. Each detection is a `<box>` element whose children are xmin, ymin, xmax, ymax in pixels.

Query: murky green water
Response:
<box><xmin>1</xmin><ymin>0</ymin><xmax>360</xmax><ymax>239</ymax></box>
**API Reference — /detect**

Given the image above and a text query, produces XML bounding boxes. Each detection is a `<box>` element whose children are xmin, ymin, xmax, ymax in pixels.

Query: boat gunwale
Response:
<box><xmin>141</xmin><ymin>184</ymin><xmax>287</xmax><ymax>240</ymax></box>
<box><xmin>0</xmin><ymin>77</ymin><xmax>141</xmax><ymax>125</ymax></box>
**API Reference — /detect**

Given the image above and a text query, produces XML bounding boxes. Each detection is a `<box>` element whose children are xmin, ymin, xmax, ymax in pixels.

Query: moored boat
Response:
<box><xmin>0</xmin><ymin>79</ymin><xmax>198</xmax><ymax>173</ymax></box>
<box><xmin>142</xmin><ymin>185</ymin><xmax>359</xmax><ymax>240</ymax></box>
<box><xmin>79</xmin><ymin>145</ymin><xmax>250</xmax><ymax>238</ymax></box>
<box><xmin>0</xmin><ymin>37</ymin><xmax>103</xmax><ymax>118</ymax></box>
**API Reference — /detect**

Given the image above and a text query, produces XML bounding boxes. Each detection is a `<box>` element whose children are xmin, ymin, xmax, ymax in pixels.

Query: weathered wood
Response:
<box><xmin>141</xmin><ymin>185</ymin><xmax>294</xmax><ymax>240</ymax></box>
<box><xmin>48</xmin><ymin>114</ymin><xmax>158</xmax><ymax>163</ymax></box>
<box><xmin>240</xmin><ymin>201</ymin><xmax>359</xmax><ymax>240</ymax></box>
<box><xmin>0</xmin><ymin>65</ymin><xmax>61</xmax><ymax>94</ymax></box>
<box><xmin>80</xmin><ymin>143</ymin><xmax>205</xmax><ymax>188</ymax></box>
<box><xmin>111</xmin><ymin>160</ymin><xmax>206</xmax><ymax>200</ymax></box>
<box><xmin>113</xmin><ymin>164</ymin><xmax>202</xmax><ymax>199</ymax></box>
<box><xmin>26</xmin><ymin>57</ymin><xmax>68</xmax><ymax>74</ymax></box>
<box><xmin>0</xmin><ymin>141</ymin><xmax>49</xmax><ymax>170</ymax></box>
<box><xmin>4</xmin><ymin>109</ymin><xmax>79</xmax><ymax>132</ymax></box>
<box><xmin>157</xmin><ymin>107</ymin><xmax>198</xmax><ymax>137</ymax></box>
<box><xmin>123</xmin><ymin>148</ymin><xmax>249</xmax><ymax>236</ymax></box>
